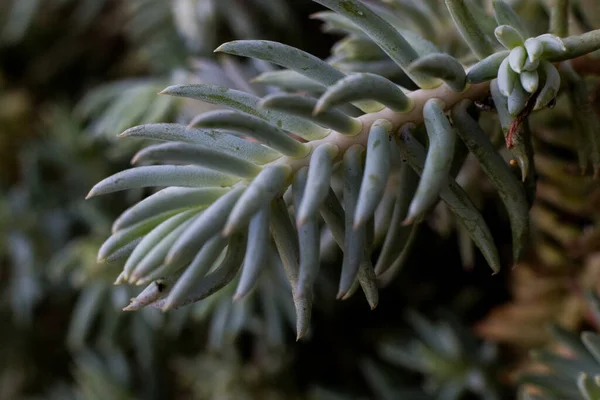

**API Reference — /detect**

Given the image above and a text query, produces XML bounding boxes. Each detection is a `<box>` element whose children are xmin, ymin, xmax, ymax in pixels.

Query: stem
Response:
<box><xmin>551</xmin><ymin>0</ymin><xmax>569</xmax><ymax>37</ymax></box>
<box><xmin>548</xmin><ymin>29</ymin><xmax>600</xmax><ymax>61</ymax></box>
<box><xmin>271</xmin><ymin>81</ymin><xmax>491</xmax><ymax>173</ymax></box>
<box><xmin>444</xmin><ymin>0</ymin><xmax>495</xmax><ymax>60</ymax></box>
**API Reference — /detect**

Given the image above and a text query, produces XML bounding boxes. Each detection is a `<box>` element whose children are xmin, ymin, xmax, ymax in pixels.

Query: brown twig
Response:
<box><xmin>506</xmin><ymin>89</ymin><xmax>541</xmax><ymax>149</ymax></box>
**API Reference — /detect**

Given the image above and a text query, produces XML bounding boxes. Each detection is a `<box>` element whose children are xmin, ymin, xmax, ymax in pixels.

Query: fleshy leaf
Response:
<box><xmin>86</xmin><ymin>165</ymin><xmax>240</xmax><ymax>198</ymax></box>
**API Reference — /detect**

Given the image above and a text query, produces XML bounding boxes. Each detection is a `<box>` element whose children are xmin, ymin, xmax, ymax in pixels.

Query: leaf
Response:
<box><xmin>161</xmin><ymin>235</ymin><xmax>228</xmax><ymax>310</ymax></box>
<box><xmin>563</xmin><ymin>62</ymin><xmax>600</xmax><ymax>174</ymax></box>
<box><xmin>531</xmin><ymin>349</ymin><xmax>599</xmax><ymax>378</ymax></box>
<box><xmin>252</xmin><ymin>69</ymin><xmax>327</xmax><ymax>93</ymax></box>
<box><xmin>445</xmin><ymin>0</ymin><xmax>496</xmax><ymax>59</ymax></box>
<box><xmin>67</xmin><ymin>283</ymin><xmax>107</xmax><ymax>350</ymax></box>
<box><xmin>357</xmin><ymin>259</ymin><xmax>378</xmax><ymax>310</ymax></box>
<box><xmin>86</xmin><ymin>165</ymin><xmax>240</xmax><ymax>198</ymax></box>
<box><xmin>549</xmin><ymin>324</ymin><xmax>599</xmax><ymax>366</ymax></box>
<box><xmin>339</xmin><ymin>144</ymin><xmax>367</xmax><ymax>297</ymax></box>
<box><xmin>313</xmin><ymin>0</ymin><xmax>439</xmax><ymax>89</ymax></box>
<box><xmin>120</xmin><ymin>123</ymin><xmax>280</xmax><ymax>164</ymax></box>
<box><xmin>508</xmin><ymin>46</ymin><xmax>527</xmax><ymax>73</ymax></box>
<box><xmin>113</xmin><ymin>187</ymin><xmax>229</xmax><ymax>232</ymax></box>
<box><xmin>154</xmin><ymin>233</ymin><xmax>247</xmax><ymax>310</ymax></box>
<box><xmin>492</xmin><ymin>0</ymin><xmax>528</xmax><ymax>37</ymax></box>
<box><xmin>520</xmin><ymin>70</ymin><xmax>539</xmax><ymax>93</ymax></box>
<box><xmin>524</xmin><ymin>37</ymin><xmax>543</xmax><ymax>62</ymax></box>
<box><xmin>132</xmin><ymin>142</ymin><xmax>263</xmax><ymax>178</ymax></box>
<box><xmin>497</xmin><ymin>56</ymin><xmax>517</xmax><ymax>97</ymax></box>
<box><xmin>495</xmin><ymin>25</ymin><xmax>524</xmax><ymax>49</ymax></box>
<box><xmin>451</xmin><ymin>100</ymin><xmax>530</xmax><ymax>263</ymax></box>
<box><xmin>354</xmin><ymin>119</ymin><xmax>392</xmax><ymax>228</ymax></box>
<box><xmin>160</xmin><ymin>83</ymin><xmax>327</xmax><ymax>141</ymax></box>
<box><xmin>216</xmin><ymin>40</ymin><xmax>345</xmax><ymax>85</ymax></box>
<box><xmin>128</xmin><ymin>216</ymin><xmax>198</xmax><ymax>283</ymax></box>
<box><xmin>105</xmin><ymin>238</ymin><xmax>141</xmax><ymax>264</ymax></box>
<box><xmin>122</xmin><ymin>210</ymin><xmax>199</xmax><ymax>281</ymax></box>
<box><xmin>190</xmin><ymin>110</ymin><xmax>310</xmax><ymax>158</ymax></box>
<box><xmin>167</xmin><ymin>186</ymin><xmax>245</xmax><ymax>266</ymax></box>
<box><xmin>311</xmin><ymin>11</ymin><xmax>367</xmax><ymax>37</ymax></box>
<box><xmin>320</xmin><ymin>187</ymin><xmax>346</xmax><ymax>249</ymax></box>
<box><xmin>466</xmin><ymin>50</ymin><xmax>509</xmax><ymax>83</ymax></box>
<box><xmin>406</xmin><ymin>98</ymin><xmax>456</xmax><ymax>223</ymax></box>
<box><xmin>297</xmin><ymin>143</ymin><xmax>338</xmax><ymax>226</ymax></box>
<box><xmin>374</xmin><ymin>162</ymin><xmax>418</xmax><ymax>276</ymax></box>
<box><xmin>519</xmin><ymin>374</ymin><xmax>581</xmax><ymax>398</ymax></box>
<box><xmin>293</xmin><ymin>168</ymin><xmax>321</xmax><ymax>299</ymax></box>
<box><xmin>123</xmin><ymin>276</ymin><xmax>179</xmax><ymax>312</ymax></box>
<box><xmin>582</xmin><ymin>332</ymin><xmax>600</xmax><ymax>366</ymax></box>
<box><xmin>224</xmin><ymin>165</ymin><xmax>291</xmax><ymax>235</ymax></box>
<box><xmin>397</xmin><ymin>126</ymin><xmax>500</xmax><ymax>273</ymax></box>
<box><xmin>377</xmin><ymin>223</ymin><xmax>419</xmax><ymax>287</ymax></box>
<box><xmin>333</xmin><ymin>35</ymin><xmax>388</xmax><ymax>61</ymax></box>
<box><xmin>407</xmin><ymin>53</ymin><xmax>467</xmax><ymax>92</ymax></box>
<box><xmin>99</xmin><ymin>212</ymin><xmax>177</xmax><ymax>263</ymax></box>
<box><xmin>259</xmin><ymin>93</ymin><xmax>362</xmax><ymax>135</ymax></box>
<box><xmin>507</xmin><ymin>81</ymin><xmax>528</xmax><ymax>116</ymax></box>
<box><xmin>578</xmin><ymin>373</ymin><xmax>600</xmax><ymax>400</ymax></box>
<box><xmin>315</xmin><ymin>72</ymin><xmax>412</xmax><ymax>113</ymax></box>
<box><xmin>534</xmin><ymin>61</ymin><xmax>560</xmax><ymax>110</ymax></box>
<box><xmin>234</xmin><ymin>204</ymin><xmax>271</xmax><ymax>299</ymax></box>
<box><xmin>537</xmin><ymin>33</ymin><xmax>567</xmax><ymax>58</ymax></box>
<box><xmin>270</xmin><ymin>197</ymin><xmax>312</xmax><ymax>340</ymax></box>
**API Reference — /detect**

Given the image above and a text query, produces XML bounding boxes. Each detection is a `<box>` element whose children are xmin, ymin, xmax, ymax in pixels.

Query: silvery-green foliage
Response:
<box><xmin>68</xmin><ymin>0</ymin><xmax>296</xmax><ymax>151</ymax></box>
<box><xmin>309</xmin><ymin>312</ymin><xmax>501</xmax><ymax>400</ymax></box>
<box><xmin>89</xmin><ymin>0</ymin><xmax>600</xmax><ymax>340</ymax></box>
<box><xmin>0</xmin><ymin>104</ymin><xmax>113</xmax><ymax>325</ymax></box>
<box><xmin>0</xmin><ymin>0</ymin><xmax>110</xmax><ymax>44</ymax></box>
<box><xmin>41</xmin><ymin>351</ymin><xmax>136</xmax><ymax>400</ymax></box>
<box><xmin>519</xmin><ymin>291</ymin><xmax>600</xmax><ymax>400</ymax></box>
<box><xmin>371</xmin><ymin>312</ymin><xmax>501</xmax><ymax>400</ymax></box>
<box><xmin>172</xmin><ymin>0</ymin><xmax>299</xmax><ymax>56</ymax></box>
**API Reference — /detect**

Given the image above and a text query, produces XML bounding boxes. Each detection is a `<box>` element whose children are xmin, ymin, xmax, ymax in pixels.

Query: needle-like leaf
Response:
<box><xmin>190</xmin><ymin>110</ymin><xmax>310</xmax><ymax>158</ymax></box>
<box><xmin>297</xmin><ymin>143</ymin><xmax>338</xmax><ymax>226</ymax></box>
<box><xmin>161</xmin><ymin>83</ymin><xmax>328</xmax><ymax>140</ymax></box>
<box><xmin>452</xmin><ymin>100</ymin><xmax>530</xmax><ymax>263</ymax></box>
<box><xmin>315</xmin><ymin>72</ymin><xmax>412</xmax><ymax>113</ymax></box>
<box><xmin>167</xmin><ymin>186</ymin><xmax>245</xmax><ymax>266</ymax></box>
<box><xmin>113</xmin><ymin>187</ymin><xmax>228</xmax><ymax>232</ymax></box>
<box><xmin>293</xmin><ymin>168</ymin><xmax>321</xmax><ymax>300</ymax></box>
<box><xmin>314</xmin><ymin>0</ymin><xmax>439</xmax><ymax>89</ymax></box>
<box><xmin>406</xmin><ymin>98</ymin><xmax>456</xmax><ymax>223</ymax></box>
<box><xmin>407</xmin><ymin>53</ymin><xmax>467</xmax><ymax>92</ymax></box>
<box><xmin>234</xmin><ymin>204</ymin><xmax>271</xmax><ymax>300</ymax></box>
<box><xmin>87</xmin><ymin>165</ymin><xmax>239</xmax><ymax>198</ymax></box>
<box><xmin>270</xmin><ymin>197</ymin><xmax>312</xmax><ymax>340</ymax></box>
<box><xmin>260</xmin><ymin>93</ymin><xmax>362</xmax><ymax>135</ymax></box>
<box><xmin>132</xmin><ymin>142</ymin><xmax>263</xmax><ymax>178</ymax></box>
<box><xmin>120</xmin><ymin>123</ymin><xmax>280</xmax><ymax>164</ymax></box>
<box><xmin>339</xmin><ymin>144</ymin><xmax>367</xmax><ymax>297</ymax></box>
<box><xmin>397</xmin><ymin>125</ymin><xmax>501</xmax><ymax>273</ymax></box>
<box><xmin>354</xmin><ymin>119</ymin><xmax>392</xmax><ymax>229</ymax></box>
<box><xmin>161</xmin><ymin>236</ymin><xmax>228</xmax><ymax>310</ymax></box>
<box><xmin>224</xmin><ymin>165</ymin><xmax>291</xmax><ymax>235</ymax></box>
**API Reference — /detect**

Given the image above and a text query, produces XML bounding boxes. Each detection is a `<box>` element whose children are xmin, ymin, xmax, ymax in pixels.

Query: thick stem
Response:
<box><xmin>271</xmin><ymin>81</ymin><xmax>491</xmax><ymax>173</ymax></box>
<box><xmin>551</xmin><ymin>0</ymin><xmax>569</xmax><ymax>37</ymax></box>
<box><xmin>444</xmin><ymin>0</ymin><xmax>495</xmax><ymax>59</ymax></box>
<box><xmin>548</xmin><ymin>29</ymin><xmax>600</xmax><ymax>61</ymax></box>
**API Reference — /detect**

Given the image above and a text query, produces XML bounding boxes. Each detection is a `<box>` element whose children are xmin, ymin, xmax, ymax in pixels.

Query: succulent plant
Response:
<box><xmin>369</xmin><ymin>311</ymin><xmax>503</xmax><ymax>400</ymax></box>
<box><xmin>518</xmin><ymin>291</ymin><xmax>600</xmax><ymax>399</ymax></box>
<box><xmin>86</xmin><ymin>0</ymin><xmax>600</xmax><ymax>341</ymax></box>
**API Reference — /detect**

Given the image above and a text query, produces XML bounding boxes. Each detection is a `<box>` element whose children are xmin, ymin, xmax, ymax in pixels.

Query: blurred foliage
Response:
<box><xmin>2</xmin><ymin>0</ymin><xmax>600</xmax><ymax>400</ymax></box>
